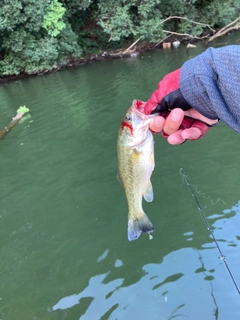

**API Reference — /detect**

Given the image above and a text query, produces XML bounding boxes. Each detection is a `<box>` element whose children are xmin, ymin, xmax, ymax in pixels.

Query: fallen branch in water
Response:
<box><xmin>155</xmin><ymin>34</ymin><xmax>172</xmax><ymax>47</ymax></box>
<box><xmin>208</xmin><ymin>16</ymin><xmax>240</xmax><ymax>42</ymax></box>
<box><xmin>122</xmin><ymin>37</ymin><xmax>142</xmax><ymax>55</ymax></box>
<box><xmin>0</xmin><ymin>106</ymin><xmax>30</xmax><ymax>140</ymax></box>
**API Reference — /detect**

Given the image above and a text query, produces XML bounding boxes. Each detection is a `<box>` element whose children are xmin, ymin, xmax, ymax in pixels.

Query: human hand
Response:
<box><xmin>143</xmin><ymin>68</ymin><xmax>218</xmax><ymax>144</ymax></box>
<box><xmin>150</xmin><ymin>108</ymin><xmax>218</xmax><ymax>145</ymax></box>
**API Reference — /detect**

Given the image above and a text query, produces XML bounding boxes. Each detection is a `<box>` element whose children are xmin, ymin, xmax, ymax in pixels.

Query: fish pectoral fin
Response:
<box><xmin>117</xmin><ymin>172</ymin><xmax>123</xmax><ymax>187</ymax></box>
<box><xmin>128</xmin><ymin>212</ymin><xmax>154</xmax><ymax>241</ymax></box>
<box><xmin>143</xmin><ymin>181</ymin><xmax>154</xmax><ymax>202</ymax></box>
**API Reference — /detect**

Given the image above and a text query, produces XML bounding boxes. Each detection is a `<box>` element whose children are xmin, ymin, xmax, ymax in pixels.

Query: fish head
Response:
<box><xmin>119</xmin><ymin>100</ymin><xmax>155</xmax><ymax>147</ymax></box>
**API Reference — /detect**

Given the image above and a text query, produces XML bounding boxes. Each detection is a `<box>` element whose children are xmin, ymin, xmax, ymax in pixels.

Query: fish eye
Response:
<box><xmin>125</xmin><ymin>114</ymin><xmax>132</xmax><ymax>122</ymax></box>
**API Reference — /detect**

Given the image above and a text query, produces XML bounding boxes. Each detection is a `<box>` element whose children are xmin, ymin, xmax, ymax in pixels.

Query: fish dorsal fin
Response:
<box><xmin>143</xmin><ymin>181</ymin><xmax>154</xmax><ymax>202</ymax></box>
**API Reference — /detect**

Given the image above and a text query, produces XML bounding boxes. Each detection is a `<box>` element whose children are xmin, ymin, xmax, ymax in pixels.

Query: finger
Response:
<box><xmin>167</xmin><ymin>130</ymin><xmax>186</xmax><ymax>145</ymax></box>
<box><xmin>184</xmin><ymin>109</ymin><xmax>218</xmax><ymax>126</ymax></box>
<box><xmin>149</xmin><ymin>116</ymin><xmax>165</xmax><ymax>133</ymax></box>
<box><xmin>181</xmin><ymin>127</ymin><xmax>202</xmax><ymax>140</ymax></box>
<box><xmin>164</xmin><ymin>108</ymin><xmax>184</xmax><ymax>135</ymax></box>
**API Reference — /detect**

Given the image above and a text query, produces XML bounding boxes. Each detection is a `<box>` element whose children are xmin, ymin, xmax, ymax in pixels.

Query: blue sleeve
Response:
<box><xmin>180</xmin><ymin>45</ymin><xmax>240</xmax><ymax>133</ymax></box>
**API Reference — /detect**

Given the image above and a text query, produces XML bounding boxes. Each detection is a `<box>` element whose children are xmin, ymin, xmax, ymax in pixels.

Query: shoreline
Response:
<box><xmin>0</xmin><ymin>30</ymin><xmax>235</xmax><ymax>85</ymax></box>
<box><xmin>0</xmin><ymin>40</ymin><xmax>193</xmax><ymax>85</ymax></box>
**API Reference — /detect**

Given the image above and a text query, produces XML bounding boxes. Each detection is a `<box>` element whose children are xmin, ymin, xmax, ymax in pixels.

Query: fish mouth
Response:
<box><xmin>132</xmin><ymin>100</ymin><xmax>156</xmax><ymax>122</ymax></box>
<box><xmin>132</xmin><ymin>100</ymin><xmax>156</xmax><ymax>135</ymax></box>
<box><xmin>134</xmin><ymin>100</ymin><xmax>145</xmax><ymax>114</ymax></box>
<box><xmin>119</xmin><ymin>100</ymin><xmax>156</xmax><ymax>147</ymax></box>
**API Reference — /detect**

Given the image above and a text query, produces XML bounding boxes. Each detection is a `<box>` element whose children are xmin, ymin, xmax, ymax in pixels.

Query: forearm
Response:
<box><xmin>180</xmin><ymin>45</ymin><xmax>240</xmax><ymax>133</ymax></box>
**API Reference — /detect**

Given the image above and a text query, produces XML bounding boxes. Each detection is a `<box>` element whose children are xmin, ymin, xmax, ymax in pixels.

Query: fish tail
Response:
<box><xmin>128</xmin><ymin>213</ymin><xmax>154</xmax><ymax>241</ymax></box>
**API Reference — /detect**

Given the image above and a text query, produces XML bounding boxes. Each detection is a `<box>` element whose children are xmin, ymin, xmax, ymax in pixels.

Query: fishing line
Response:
<box><xmin>180</xmin><ymin>168</ymin><xmax>240</xmax><ymax>295</ymax></box>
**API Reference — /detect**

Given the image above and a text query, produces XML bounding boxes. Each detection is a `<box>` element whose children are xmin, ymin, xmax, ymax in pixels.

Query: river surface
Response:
<box><xmin>1</xmin><ymin>32</ymin><xmax>240</xmax><ymax>320</ymax></box>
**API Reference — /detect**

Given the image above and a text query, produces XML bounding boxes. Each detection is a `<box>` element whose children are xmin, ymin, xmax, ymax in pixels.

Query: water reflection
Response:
<box><xmin>52</xmin><ymin>248</ymin><xmax>222</xmax><ymax>319</ymax></box>
<box><xmin>52</xmin><ymin>200</ymin><xmax>240</xmax><ymax>320</ymax></box>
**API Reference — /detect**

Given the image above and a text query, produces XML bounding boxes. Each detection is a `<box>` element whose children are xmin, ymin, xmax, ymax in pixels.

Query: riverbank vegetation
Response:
<box><xmin>0</xmin><ymin>0</ymin><xmax>239</xmax><ymax>78</ymax></box>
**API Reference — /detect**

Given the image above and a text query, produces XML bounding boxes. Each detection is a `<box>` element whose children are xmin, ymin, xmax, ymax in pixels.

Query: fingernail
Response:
<box><xmin>171</xmin><ymin>110</ymin><xmax>182</xmax><ymax>122</ymax></box>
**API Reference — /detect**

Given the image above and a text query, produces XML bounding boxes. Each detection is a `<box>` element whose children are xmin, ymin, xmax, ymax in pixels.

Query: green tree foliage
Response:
<box><xmin>97</xmin><ymin>0</ymin><xmax>162</xmax><ymax>41</ymax></box>
<box><xmin>61</xmin><ymin>0</ymin><xmax>92</xmax><ymax>13</ymax></box>
<box><xmin>0</xmin><ymin>0</ymin><xmax>239</xmax><ymax>77</ymax></box>
<box><xmin>0</xmin><ymin>0</ymin><xmax>46</xmax><ymax>33</ymax></box>
<box><xmin>0</xmin><ymin>0</ymin><xmax>81</xmax><ymax>76</ymax></box>
<box><xmin>198</xmin><ymin>0</ymin><xmax>240</xmax><ymax>27</ymax></box>
<box><xmin>97</xmin><ymin>0</ymin><xmax>240</xmax><ymax>41</ymax></box>
<box><xmin>42</xmin><ymin>0</ymin><xmax>66</xmax><ymax>37</ymax></box>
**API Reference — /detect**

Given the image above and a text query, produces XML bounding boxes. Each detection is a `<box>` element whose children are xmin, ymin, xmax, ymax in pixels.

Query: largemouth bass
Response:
<box><xmin>117</xmin><ymin>100</ymin><xmax>157</xmax><ymax>241</ymax></box>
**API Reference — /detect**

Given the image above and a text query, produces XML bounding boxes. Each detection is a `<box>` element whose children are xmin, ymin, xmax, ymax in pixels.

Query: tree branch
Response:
<box><xmin>208</xmin><ymin>16</ymin><xmax>240</xmax><ymax>42</ymax></box>
<box><xmin>154</xmin><ymin>34</ymin><xmax>172</xmax><ymax>47</ymax></box>
<box><xmin>161</xmin><ymin>15</ymin><xmax>215</xmax><ymax>32</ymax></box>
<box><xmin>162</xmin><ymin>30</ymin><xmax>210</xmax><ymax>39</ymax></box>
<box><xmin>122</xmin><ymin>37</ymin><xmax>142</xmax><ymax>55</ymax></box>
<box><xmin>154</xmin><ymin>15</ymin><xmax>214</xmax><ymax>46</ymax></box>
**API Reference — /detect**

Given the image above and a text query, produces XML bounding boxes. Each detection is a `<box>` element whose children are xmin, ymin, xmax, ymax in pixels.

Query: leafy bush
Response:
<box><xmin>0</xmin><ymin>0</ymin><xmax>240</xmax><ymax>76</ymax></box>
<box><xmin>42</xmin><ymin>0</ymin><xmax>66</xmax><ymax>37</ymax></box>
<box><xmin>0</xmin><ymin>0</ymin><xmax>82</xmax><ymax>76</ymax></box>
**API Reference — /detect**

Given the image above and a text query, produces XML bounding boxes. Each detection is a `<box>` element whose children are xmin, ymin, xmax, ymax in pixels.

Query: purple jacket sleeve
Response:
<box><xmin>180</xmin><ymin>45</ymin><xmax>240</xmax><ymax>133</ymax></box>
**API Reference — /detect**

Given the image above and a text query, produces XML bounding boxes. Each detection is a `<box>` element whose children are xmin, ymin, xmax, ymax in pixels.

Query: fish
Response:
<box><xmin>117</xmin><ymin>99</ymin><xmax>157</xmax><ymax>241</ymax></box>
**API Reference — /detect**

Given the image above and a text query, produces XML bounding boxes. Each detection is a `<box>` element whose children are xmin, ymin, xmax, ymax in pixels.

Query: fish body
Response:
<box><xmin>117</xmin><ymin>100</ymin><xmax>156</xmax><ymax>241</ymax></box>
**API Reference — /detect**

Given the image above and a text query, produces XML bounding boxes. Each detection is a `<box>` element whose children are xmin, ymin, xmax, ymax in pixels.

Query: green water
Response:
<box><xmin>1</xmin><ymin>33</ymin><xmax>240</xmax><ymax>320</ymax></box>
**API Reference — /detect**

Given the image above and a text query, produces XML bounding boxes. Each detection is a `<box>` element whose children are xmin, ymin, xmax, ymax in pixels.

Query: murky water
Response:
<box><xmin>1</xmin><ymin>32</ymin><xmax>240</xmax><ymax>320</ymax></box>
